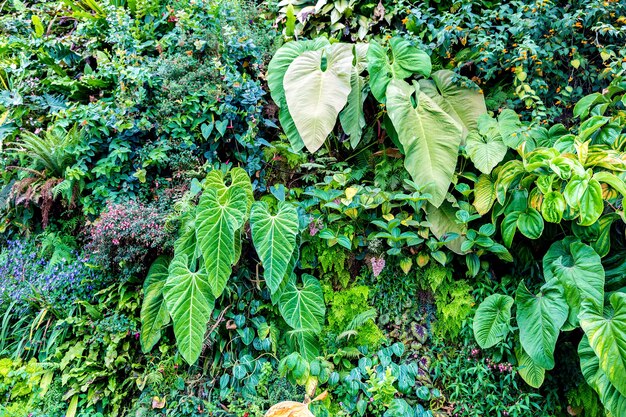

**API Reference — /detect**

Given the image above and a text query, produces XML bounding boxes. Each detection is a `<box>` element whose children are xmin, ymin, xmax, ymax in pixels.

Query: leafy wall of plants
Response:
<box><xmin>1</xmin><ymin>0</ymin><xmax>626</xmax><ymax>416</ymax></box>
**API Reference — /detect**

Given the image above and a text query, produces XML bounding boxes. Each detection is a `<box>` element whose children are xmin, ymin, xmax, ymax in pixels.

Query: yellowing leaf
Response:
<box><xmin>571</xmin><ymin>59</ymin><xmax>581</xmax><ymax>69</ymax></box>
<box><xmin>265</xmin><ymin>401</ymin><xmax>315</xmax><ymax>417</ymax></box>
<box><xmin>345</xmin><ymin>187</ymin><xmax>358</xmax><ymax>200</ymax></box>
<box><xmin>382</xmin><ymin>213</ymin><xmax>395</xmax><ymax>221</ymax></box>
<box><xmin>152</xmin><ymin>396</ymin><xmax>166</xmax><ymax>409</ymax></box>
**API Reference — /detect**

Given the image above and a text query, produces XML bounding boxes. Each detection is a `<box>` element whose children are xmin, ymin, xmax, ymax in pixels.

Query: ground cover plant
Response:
<box><xmin>1</xmin><ymin>0</ymin><xmax>626</xmax><ymax>416</ymax></box>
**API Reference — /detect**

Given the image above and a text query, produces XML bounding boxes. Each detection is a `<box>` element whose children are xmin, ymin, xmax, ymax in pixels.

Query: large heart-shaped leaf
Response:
<box><xmin>284</xmin><ymin>43</ymin><xmax>353</xmax><ymax>153</ymax></box>
<box><xmin>579</xmin><ymin>292</ymin><xmax>626</xmax><ymax>397</ymax></box>
<box><xmin>386</xmin><ymin>79</ymin><xmax>463</xmax><ymax>208</ymax></box>
<box><xmin>204</xmin><ymin>168</ymin><xmax>254</xmax><ymax>214</ymax></box>
<box><xmin>196</xmin><ymin>187</ymin><xmax>247</xmax><ymax>298</ymax></box>
<box><xmin>140</xmin><ymin>256</ymin><xmax>171</xmax><ymax>353</ymax></box>
<box><xmin>279</xmin><ymin>274</ymin><xmax>325</xmax><ymax>332</ymax></box>
<box><xmin>516</xmin><ymin>345</ymin><xmax>545</xmax><ymax>388</ymax></box>
<box><xmin>163</xmin><ymin>254</ymin><xmax>215</xmax><ymax>365</ymax></box>
<box><xmin>267</xmin><ymin>38</ymin><xmax>330</xmax><ymax>150</ymax></box>
<box><xmin>516</xmin><ymin>279</ymin><xmax>569</xmax><ymax>370</ymax></box>
<box><xmin>420</xmin><ymin>70</ymin><xmax>487</xmax><ymax>138</ymax></box>
<box><xmin>543</xmin><ymin>238</ymin><xmax>604</xmax><ymax>327</ymax></box>
<box><xmin>473</xmin><ymin>294</ymin><xmax>514</xmax><ymax>349</ymax></box>
<box><xmin>579</xmin><ymin>335</ymin><xmax>626</xmax><ymax>416</ymax></box>
<box><xmin>367</xmin><ymin>38</ymin><xmax>431</xmax><ymax>102</ymax></box>
<box><xmin>466</xmin><ymin>130</ymin><xmax>507</xmax><ymax>174</ymax></box>
<box><xmin>250</xmin><ymin>201</ymin><xmax>299</xmax><ymax>294</ymax></box>
<box><xmin>564</xmin><ymin>175</ymin><xmax>604</xmax><ymax>226</ymax></box>
<box><xmin>286</xmin><ymin>328</ymin><xmax>320</xmax><ymax>361</ymax></box>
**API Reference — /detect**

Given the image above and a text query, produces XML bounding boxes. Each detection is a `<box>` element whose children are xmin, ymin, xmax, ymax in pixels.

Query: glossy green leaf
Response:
<box><xmin>250</xmin><ymin>201</ymin><xmax>299</xmax><ymax>294</ymax></box>
<box><xmin>579</xmin><ymin>292</ymin><xmax>626</xmax><ymax>397</ymax></box>
<box><xmin>163</xmin><ymin>254</ymin><xmax>215</xmax><ymax>365</ymax></box>
<box><xmin>473</xmin><ymin>174</ymin><xmax>496</xmax><ymax>215</ymax></box>
<box><xmin>279</xmin><ymin>274</ymin><xmax>325</xmax><ymax>333</ymax></box>
<box><xmin>543</xmin><ymin>238</ymin><xmax>604</xmax><ymax>327</ymax></box>
<box><xmin>386</xmin><ymin>79</ymin><xmax>463</xmax><ymax>208</ymax></box>
<box><xmin>516</xmin><ymin>345</ymin><xmax>545</xmax><ymax>388</ymax></box>
<box><xmin>284</xmin><ymin>43</ymin><xmax>353</xmax><ymax>153</ymax></box>
<box><xmin>140</xmin><ymin>256</ymin><xmax>171</xmax><ymax>353</ymax></box>
<box><xmin>196</xmin><ymin>187</ymin><xmax>247</xmax><ymax>298</ymax></box>
<box><xmin>541</xmin><ymin>191</ymin><xmax>566</xmax><ymax>223</ymax></box>
<box><xmin>466</xmin><ymin>130</ymin><xmax>507</xmax><ymax>174</ymax></box>
<box><xmin>339</xmin><ymin>68</ymin><xmax>367</xmax><ymax>148</ymax></box>
<box><xmin>579</xmin><ymin>335</ymin><xmax>626</xmax><ymax>416</ymax></box>
<box><xmin>516</xmin><ymin>279</ymin><xmax>568</xmax><ymax>370</ymax></box>
<box><xmin>473</xmin><ymin>294</ymin><xmax>514</xmax><ymax>349</ymax></box>
<box><xmin>517</xmin><ymin>208</ymin><xmax>544</xmax><ymax>239</ymax></box>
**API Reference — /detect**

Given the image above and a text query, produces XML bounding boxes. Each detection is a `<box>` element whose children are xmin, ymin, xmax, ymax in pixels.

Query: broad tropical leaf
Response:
<box><xmin>141</xmin><ymin>256</ymin><xmax>171</xmax><ymax>353</ymax></box>
<box><xmin>466</xmin><ymin>130</ymin><xmax>507</xmax><ymax>174</ymax></box>
<box><xmin>420</xmin><ymin>70</ymin><xmax>487</xmax><ymax>138</ymax></box>
<box><xmin>196</xmin><ymin>187</ymin><xmax>247</xmax><ymax>298</ymax></box>
<box><xmin>516</xmin><ymin>279</ymin><xmax>569</xmax><ymax>370</ymax></box>
<box><xmin>204</xmin><ymin>168</ymin><xmax>253</xmax><ymax>215</ymax></box>
<box><xmin>517</xmin><ymin>207</ymin><xmax>544</xmax><ymax>239</ymax></box>
<box><xmin>473</xmin><ymin>294</ymin><xmax>514</xmax><ymax>349</ymax></box>
<box><xmin>579</xmin><ymin>292</ymin><xmax>626</xmax><ymax>397</ymax></box>
<box><xmin>386</xmin><ymin>79</ymin><xmax>463</xmax><ymax>208</ymax></box>
<box><xmin>367</xmin><ymin>38</ymin><xmax>431</xmax><ymax>102</ymax></box>
<box><xmin>284</xmin><ymin>43</ymin><xmax>353</xmax><ymax>153</ymax></box>
<box><xmin>541</xmin><ymin>191</ymin><xmax>566</xmax><ymax>223</ymax></box>
<box><xmin>279</xmin><ymin>274</ymin><xmax>325</xmax><ymax>332</ymax></box>
<box><xmin>579</xmin><ymin>335</ymin><xmax>626</xmax><ymax>416</ymax></box>
<box><xmin>516</xmin><ymin>345</ymin><xmax>545</xmax><ymax>388</ymax></box>
<box><xmin>163</xmin><ymin>255</ymin><xmax>215</xmax><ymax>365</ymax></box>
<box><xmin>339</xmin><ymin>68</ymin><xmax>367</xmax><ymax>149</ymax></box>
<box><xmin>267</xmin><ymin>38</ymin><xmax>330</xmax><ymax>150</ymax></box>
<box><xmin>543</xmin><ymin>238</ymin><xmax>604</xmax><ymax>327</ymax></box>
<box><xmin>286</xmin><ymin>328</ymin><xmax>320</xmax><ymax>361</ymax></box>
<box><xmin>250</xmin><ymin>201</ymin><xmax>299</xmax><ymax>294</ymax></box>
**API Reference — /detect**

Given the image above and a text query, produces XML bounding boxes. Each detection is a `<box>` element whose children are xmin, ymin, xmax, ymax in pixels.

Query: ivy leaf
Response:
<box><xmin>196</xmin><ymin>187</ymin><xmax>247</xmax><ymax>298</ymax></box>
<box><xmin>579</xmin><ymin>292</ymin><xmax>626</xmax><ymax>397</ymax></box>
<box><xmin>473</xmin><ymin>294</ymin><xmax>514</xmax><ymax>349</ymax></box>
<box><xmin>250</xmin><ymin>201</ymin><xmax>299</xmax><ymax>294</ymax></box>
<box><xmin>515</xmin><ymin>279</ymin><xmax>569</xmax><ymax>370</ymax></box>
<box><xmin>579</xmin><ymin>335</ymin><xmax>626</xmax><ymax>416</ymax></box>
<box><xmin>279</xmin><ymin>274</ymin><xmax>325</xmax><ymax>333</ymax></box>
<box><xmin>543</xmin><ymin>238</ymin><xmax>604</xmax><ymax>327</ymax></box>
<box><xmin>516</xmin><ymin>345</ymin><xmax>545</xmax><ymax>388</ymax></box>
<box><xmin>386</xmin><ymin>79</ymin><xmax>463</xmax><ymax>208</ymax></box>
<box><xmin>140</xmin><ymin>256</ymin><xmax>171</xmax><ymax>353</ymax></box>
<box><xmin>163</xmin><ymin>254</ymin><xmax>215</xmax><ymax>365</ymax></box>
<box><xmin>284</xmin><ymin>43</ymin><xmax>353</xmax><ymax>153</ymax></box>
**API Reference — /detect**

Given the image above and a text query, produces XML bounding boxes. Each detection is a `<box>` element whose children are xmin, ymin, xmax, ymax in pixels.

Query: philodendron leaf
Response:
<box><xmin>279</xmin><ymin>274</ymin><xmax>325</xmax><ymax>332</ymax></box>
<box><xmin>386</xmin><ymin>79</ymin><xmax>463</xmax><ymax>208</ymax></box>
<box><xmin>284</xmin><ymin>43</ymin><xmax>353</xmax><ymax>153</ymax></box>
<box><xmin>286</xmin><ymin>328</ymin><xmax>320</xmax><ymax>360</ymax></box>
<box><xmin>515</xmin><ymin>279</ymin><xmax>569</xmax><ymax>370</ymax></box>
<box><xmin>564</xmin><ymin>174</ymin><xmax>604</xmax><ymax>226</ymax></box>
<box><xmin>579</xmin><ymin>292</ymin><xmax>626</xmax><ymax>397</ymax></box>
<box><xmin>466</xmin><ymin>130</ymin><xmax>507</xmax><ymax>174</ymax></box>
<box><xmin>204</xmin><ymin>168</ymin><xmax>254</xmax><ymax>214</ymax></box>
<box><xmin>543</xmin><ymin>238</ymin><xmax>604</xmax><ymax>327</ymax></box>
<box><xmin>339</xmin><ymin>68</ymin><xmax>367</xmax><ymax>149</ymax></box>
<box><xmin>196</xmin><ymin>187</ymin><xmax>247</xmax><ymax>298</ymax></box>
<box><xmin>473</xmin><ymin>294</ymin><xmax>514</xmax><ymax>349</ymax></box>
<box><xmin>579</xmin><ymin>335</ymin><xmax>626</xmax><ymax>416</ymax></box>
<box><xmin>267</xmin><ymin>38</ymin><xmax>330</xmax><ymax>150</ymax></box>
<box><xmin>250</xmin><ymin>201</ymin><xmax>299</xmax><ymax>294</ymax></box>
<box><xmin>367</xmin><ymin>38</ymin><xmax>431</xmax><ymax>102</ymax></box>
<box><xmin>420</xmin><ymin>70</ymin><xmax>487</xmax><ymax>138</ymax></box>
<box><xmin>141</xmin><ymin>256</ymin><xmax>171</xmax><ymax>353</ymax></box>
<box><xmin>516</xmin><ymin>345</ymin><xmax>546</xmax><ymax>388</ymax></box>
<box><xmin>541</xmin><ymin>191</ymin><xmax>566</xmax><ymax>223</ymax></box>
<box><xmin>163</xmin><ymin>254</ymin><xmax>215</xmax><ymax>365</ymax></box>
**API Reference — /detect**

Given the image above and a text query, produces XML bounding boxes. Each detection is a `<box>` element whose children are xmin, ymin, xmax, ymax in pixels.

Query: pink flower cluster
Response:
<box><xmin>370</xmin><ymin>256</ymin><xmax>385</xmax><ymax>277</ymax></box>
<box><xmin>308</xmin><ymin>217</ymin><xmax>324</xmax><ymax>236</ymax></box>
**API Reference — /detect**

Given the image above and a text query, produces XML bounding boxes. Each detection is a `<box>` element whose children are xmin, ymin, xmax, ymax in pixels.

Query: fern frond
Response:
<box><xmin>345</xmin><ymin>308</ymin><xmax>377</xmax><ymax>332</ymax></box>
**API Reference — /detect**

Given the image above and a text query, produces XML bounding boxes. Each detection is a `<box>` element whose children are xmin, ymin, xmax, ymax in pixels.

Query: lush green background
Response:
<box><xmin>1</xmin><ymin>0</ymin><xmax>626</xmax><ymax>416</ymax></box>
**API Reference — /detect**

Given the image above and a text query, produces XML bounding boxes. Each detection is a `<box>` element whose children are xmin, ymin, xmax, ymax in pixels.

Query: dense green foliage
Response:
<box><xmin>1</xmin><ymin>0</ymin><xmax>626</xmax><ymax>416</ymax></box>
